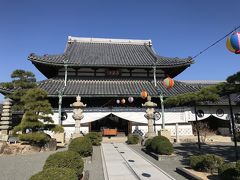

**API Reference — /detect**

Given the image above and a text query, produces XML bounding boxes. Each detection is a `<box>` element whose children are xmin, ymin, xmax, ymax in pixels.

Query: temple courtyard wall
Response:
<box><xmin>49</xmin><ymin>105</ymin><xmax>240</xmax><ymax>141</ymax></box>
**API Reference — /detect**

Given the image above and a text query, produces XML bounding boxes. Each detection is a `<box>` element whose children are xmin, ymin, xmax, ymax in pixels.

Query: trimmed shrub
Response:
<box><xmin>30</xmin><ymin>167</ymin><xmax>77</xmax><ymax>180</ymax></box>
<box><xmin>126</xmin><ymin>134</ymin><xmax>140</xmax><ymax>144</ymax></box>
<box><xmin>218</xmin><ymin>163</ymin><xmax>236</xmax><ymax>180</ymax></box>
<box><xmin>236</xmin><ymin>160</ymin><xmax>240</xmax><ymax>169</ymax></box>
<box><xmin>85</xmin><ymin>132</ymin><xmax>102</xmax><ymax>146</ymax></box>
<box><xmin>190</xmin><ymin>154</ymin><xmax>223</xmax><ymax>173</ymax></box>
<box><xmin>190</xmin><ymin>155</ymin><xmax>205</xmax><ymax>171</ymax></box>
<box><xmin>150</xmin><ymin>136</ymin><xmax>173</xmax><ymax>155</ymax></box>
<box><xmin>43</xmin><ymin>151</ymin><xmax>84</xmax><ymax>177</ymax></box>
<box><xmin>52</xmin><ymin>125</ymin><xmax>64</xmax><ymax>133</ymax></box>
<box><xmin>68</xmin><ymin>137</ymin><xmax>93</xmax><ymax>157</ymax></box>
<box><xmin>144</xmin><ymin>138</ymin><xmax>153</xmax><ymax>150</ymax></box>
<box><xmin>201</xmin><ymin>154</ymin><xmax>224</xmax><ymax>173</ymax></box>
<box><xmin>19</xmin><ymin>132</ymin><xmax>50</xmax><ymax>146</ymax></box>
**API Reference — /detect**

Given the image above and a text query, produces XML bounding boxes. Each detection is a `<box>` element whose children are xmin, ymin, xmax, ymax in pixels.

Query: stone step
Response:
<box><xmin>102</xmin><ymin>136</ymin><xmax>127</xmax><ymax>143</ymax></box>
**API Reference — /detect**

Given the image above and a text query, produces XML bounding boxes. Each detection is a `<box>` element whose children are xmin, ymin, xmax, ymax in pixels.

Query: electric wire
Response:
<box><xmin>192</xmin><ymin>25</ymin><xmax>240</xmax><ymax>59</ymax></box>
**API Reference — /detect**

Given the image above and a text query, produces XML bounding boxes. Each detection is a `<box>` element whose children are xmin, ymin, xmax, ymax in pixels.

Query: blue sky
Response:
<box><xmin>0</xmin><ymin>0</ymin><xmax>240</xmax><ymax>102</ymax></box>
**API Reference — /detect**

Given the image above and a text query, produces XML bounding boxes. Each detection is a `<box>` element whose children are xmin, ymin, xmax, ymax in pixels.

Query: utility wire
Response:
<box><xmin>192</xmin><ymin>25</ymin><xmax>240</xmax><ymax>59</ymax></box>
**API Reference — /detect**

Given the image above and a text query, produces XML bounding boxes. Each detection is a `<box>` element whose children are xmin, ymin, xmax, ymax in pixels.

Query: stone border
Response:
<box><xmin>142</xmin><ymin>148</ymin><xmax>180</xmax><ymax>161</ymax></box>
<box><xmin>82</xmin><ymin>170</ymin><xmax>89</xmax><ymax>180</ymax></box>
<box><xmin>176</xmin><ymin>167</ymin><xmax>204</xmax><ymax>180</ymax></box>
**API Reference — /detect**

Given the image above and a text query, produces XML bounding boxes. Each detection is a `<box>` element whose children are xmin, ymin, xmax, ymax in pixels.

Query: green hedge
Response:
<box><xmin>144</xmin><ymin>138</ymin><xmax>153</xmax><ymax>150</ymax></box>
<box><xmin>126</xmin><ymin>134</ymin><xmax>140</xmax><ymax>144</ymax></box>
<box><xmin>43</xmin><ymin>151</ymin><xmax>84</xmax><ymax>177</ymax></box>
<box><xmin>150</xmin><ymin>136</ymin><xmax>173</xmax><ymax>155</ymax></box>
<box><xmin>218</xmin><ymin>161</ymin><xmax>240</xmax><ymax>180</ymax></box>
<box><xmin>218</xmin><ymin>162</ymin><xmax>236</xmax><ymax>180</ymax></box>
<box><xmin>19</xmin><ymin>132</ymin><xmax>50</xmax><ymax>146</ymax></box>
<box><xmin>68</xmin><ymin>137</ymin><xmax>93</xmax><ymax>157</ymax></box>
<box><xmin>85</xmin><ymin>132</ymin><xmax>102</xmax><ymax>146</ymax></box>
<box><xmin>189</xmin><ymin>155</ymin><xmax>205</xmax><ymax>171</ymax></box>
<box><xmin>52</xmin><ymin>125</ymin><xmax>64</xmax><ymax>133</ymax></box>
<box><xmin>30</xmin><ymin>167</ymin><xmax>77</xmax><ymax>180</ymax></box>
<box><xmin>190</xmin><ymin>154</ymin><xmax>223</xmax><ymax>173</ymax></box>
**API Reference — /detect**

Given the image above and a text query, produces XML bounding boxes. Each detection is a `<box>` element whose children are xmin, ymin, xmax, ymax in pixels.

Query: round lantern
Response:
<box><xmin>116</xmin><ymin>99</ymin><xmax>120</xmax><ymax>104</ymax></box>
<box><xmin>128</xmin><ymin>96</ymin><xmax>134</xmax><ymax>103</ymax></box>
<box><xmin>163</xmin><ymin>77</ymin><xmax>174</xmax><ymax>90</ymax></box>
<box><xmin>121</xmin><ymin>98</ymin><xmax>126</xmax><ymax>104</ymax></box>
<box><xmin>226</xmin><ymin>32</ymin><xmax>240</xmax><ymax>54</ymax></box>
<box><xmin>141</xmin><ymin>90</ymin><xmax>148</xmax><ymax>99</ymax></box>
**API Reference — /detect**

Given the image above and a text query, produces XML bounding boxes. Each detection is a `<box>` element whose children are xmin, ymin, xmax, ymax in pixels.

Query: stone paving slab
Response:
<box><xmin>102</xmin><ymin>143</ymin><xmax>138</xmax><ymax>180</ymax></box>
<box><xmin>101</xmin><ymin>143</ymin><xmax>175</xmax><ymax>180</ymax></box>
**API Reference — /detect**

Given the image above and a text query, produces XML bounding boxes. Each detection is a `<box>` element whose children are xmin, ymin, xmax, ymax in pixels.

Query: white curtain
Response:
<box><xmin>80</xmin><ymin>112</ymin><xmax>147</xmax><ymax>124</ymax></box>
<box><xmin>112</xmin><ymin>112</ymin><xmax>147</xmax><ymax>124</ymax></box>
<box><xmin>81</xmin><ymin>112</ymin><xmax>111</xmax><ymax>123</ymax></box>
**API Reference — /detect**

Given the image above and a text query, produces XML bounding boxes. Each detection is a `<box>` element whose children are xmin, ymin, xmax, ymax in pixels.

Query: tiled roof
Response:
<box><xmin>37</xmin><ymin>78</ymin><xmax>200</xmax><ymax>97</ymax></box>
<box><xmin>28</xmin><ymin>37</ymin><xmax>193</xmax><ymax>68</ymax></box>
<box><xmin>28</xmin><ymin>54</ymin><xmax>67</xmax><ymax>65</ymax></box>
<box><xmin>155</xmin><ymin>55</ymin><xmax>192</xmax><ymax>67</ymax></box>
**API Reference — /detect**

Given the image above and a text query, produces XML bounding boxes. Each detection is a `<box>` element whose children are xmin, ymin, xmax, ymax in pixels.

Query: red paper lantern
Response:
<box><xmin>141</xmin><ymin>90</ymin><xmax>148</xmax><ymax>99</ymax></box>
<box><xmin>163</xmin><ymin>77</ymin><xmax>174</xmax><ymax>90</ymax></box>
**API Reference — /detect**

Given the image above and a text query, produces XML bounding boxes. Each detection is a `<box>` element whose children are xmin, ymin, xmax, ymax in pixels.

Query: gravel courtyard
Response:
<box><xmin>0</xmin><ymin>151</ymin><xmax>56</xmax><ymax>180</ymax></box>
<box><xmin>0</xmin><ymin>146</ymin><xmax>104</xmax><ymax>180</ymax></box>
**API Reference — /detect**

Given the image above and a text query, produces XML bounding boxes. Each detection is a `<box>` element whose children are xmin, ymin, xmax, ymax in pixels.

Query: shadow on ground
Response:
<box><xmin>174</xmin><ymin>142</ymin><xmax>240</xmax><ymax>166</ymax></box>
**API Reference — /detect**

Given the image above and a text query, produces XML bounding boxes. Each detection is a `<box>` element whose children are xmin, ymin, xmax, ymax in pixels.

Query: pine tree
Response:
<box><xmin>15</xmin><ymin>88</ymin><xmax>53</xmax><ymax>145</ymax></box>
<box><xmin>1</xmin><ymin>69</ymin><xmax>36</xmax><ymax>111</ymax></box>
<box><xmin>164</xmin><ymin>85</ymin><xmax>220</xmax><ymax>107</ymax></box>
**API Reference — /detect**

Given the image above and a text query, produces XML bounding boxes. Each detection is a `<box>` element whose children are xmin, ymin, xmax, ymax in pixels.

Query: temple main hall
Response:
<box><xmin>2</xmin><ymin>36</ymin><xmax>239</xmax><ymax>140</ymax></box>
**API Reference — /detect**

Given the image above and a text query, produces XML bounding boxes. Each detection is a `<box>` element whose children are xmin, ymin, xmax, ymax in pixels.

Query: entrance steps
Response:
<box><xmin>102</xmin><ymin>136</ymin><xmax>127</xmax><ymax>143</ymax></box>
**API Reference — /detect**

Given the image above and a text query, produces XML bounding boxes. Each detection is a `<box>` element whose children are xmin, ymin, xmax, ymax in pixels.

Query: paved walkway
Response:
<box><xmin>85</xmin><ymin>146</ymin><xmax>105</xmax><ymax>180</ymax></box>
<box><xmin>101</xmin><ymin>143</ymin><xmax>175</xmax><ymax>180</ymax></box>
<box><xmin>129</xmin><ymin>145</ymin><xmax>187</xmax><ymax>180</ymax></box>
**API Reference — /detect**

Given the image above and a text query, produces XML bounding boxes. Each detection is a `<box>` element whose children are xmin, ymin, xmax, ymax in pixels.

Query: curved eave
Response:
<box><xmin>163</xmin><ymin>64</ymin><xmax>191</xmax><ymax>78</ymax></box>
<box><xmin>30</xmin><ymin>61</ymin><xmax>60</xmax><ymax>79</ymax></box>
<box><xmin>156</xmin><ymin>60</ymin><xmax>193</xmax><ymax>68</ymax></box>
<box><xmin>28</xmin><ymin>54</ymin><xmax>194</xmax><ymax>69</ymax></box>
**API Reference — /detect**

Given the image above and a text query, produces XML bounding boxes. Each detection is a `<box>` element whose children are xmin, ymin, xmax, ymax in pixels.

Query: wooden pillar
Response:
<box><xmin>88</xmin><ymin>122</ymin><xmax>91</xmax><ymax>132</ymax></box>
<box><xmin>128</xmin><ymin>121</ymin><xmax>132</xmax><ymax>135</ymax></box>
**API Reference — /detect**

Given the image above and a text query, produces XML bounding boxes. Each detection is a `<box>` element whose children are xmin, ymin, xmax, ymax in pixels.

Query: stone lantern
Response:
<box><xmin>70</xmin><ymin>95</ymin><xmax>86</xmax><ymax>138</ymax></box>
<box><xmin>142</xmin><ymin>96</ymin><xmax>157</xmax><ymax>138</ymax></box>
<box><xmin>0</xmin><ymin>98</ymin><xmax>12</xmax><ymax>135</ymax></box>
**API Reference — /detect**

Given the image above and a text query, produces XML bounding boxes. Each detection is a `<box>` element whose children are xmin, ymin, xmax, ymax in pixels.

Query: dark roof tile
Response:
<box><xmin>38</xmin><ymin>78</ymin><xmax>200</xmax><ymax>97</ymax></box>
<box><xmin>28</xmin><ymin>37</ymin><xmax>193</xmax><ymax>68</ymax></box>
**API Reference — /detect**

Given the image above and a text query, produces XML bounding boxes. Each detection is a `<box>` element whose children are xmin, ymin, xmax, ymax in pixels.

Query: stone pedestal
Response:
<box><xmin>158</xmin><ymin>129</ymin><xmax>171</xmax><ymax>140</ymax></box>
<box><xmin>70</xmin><ymin>95</ymin><xmax>86</xmax><ymax>139</ymax></box>
<box><xmin>0</xmin><ymin>98</ymin><xmax>12</xmax><ymax>135</ymax></box>
<box><xmin>72</xmin><ymin>119</ymin><xmax>83</xmax><ymax>138</ymax></box>
<box><xmin>144</xmin><ymin>112</ymin><xmax>156</xmax><ymax>138</ymax></box>
<box><xmin>142</xmin><ymin>96</ymin><xmax>157</xmax><ymax>139</ymax></box>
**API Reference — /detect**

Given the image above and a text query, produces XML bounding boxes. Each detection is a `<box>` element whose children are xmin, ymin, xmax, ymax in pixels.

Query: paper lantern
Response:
<box><xmin>226</xmin><ymin>32</ymin><xmax>240</xmax><ymax>54</ymax></box>
<box><xmin>141</xmin><ymin>90</ymin><xmax>148</xmax><ymax>99</ymax></box>
<box><xmin>226</xmin><ymin>37</ymin><xmax>235</xmax><ymax>53</ymax></box>
<box><xmin>128</xmin><ymin>96</ymin><xmax>134</xmax><ymax>103</ymax></box>
<box><xmin>163</xmin><ymin>77</ymin><xmax>174</xmax><ymax>90</ymax></box>
<box><xmin>116</xmin><ymin>99</ymin><xmax>120</xmax><ymax>104</ymax></box>
<box><xmin>121</xmin><ymin>98</ymin><xmax>126</xmax><ymax>104</ymax></box>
